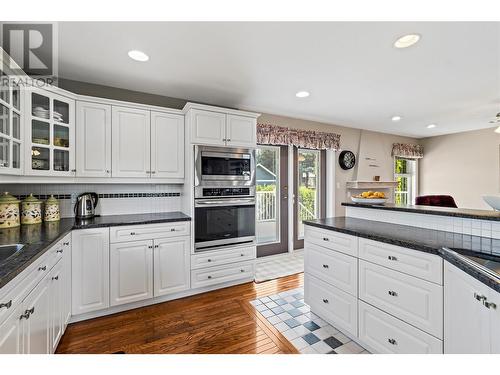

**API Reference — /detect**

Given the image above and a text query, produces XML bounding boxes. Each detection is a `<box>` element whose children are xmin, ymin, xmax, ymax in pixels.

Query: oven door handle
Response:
<box><xmin>195</xmin><ymin>198</ymin><xmax>255</xmax><ymax>207</ymax></box>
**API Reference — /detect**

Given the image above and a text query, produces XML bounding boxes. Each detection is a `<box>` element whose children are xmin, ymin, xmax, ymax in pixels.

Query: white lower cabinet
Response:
<box><xmin>110</xmin><ymin>240</ymin><xmax>154</xmax><ymax>306</ymax></box>
<box><xmin>191</xmin><ymin>260</ymin><xmax>255</xmax><ymax>289</ymax></box>
<box><xmin>358</xmin><ymin>301</ymin><xmax>442</xmax><ymax>354</ymax></box>
<box><xmin>0</xmin><ymin>305</ymin><xmax>23</xmax><ymax>353</ymax></box>
<box><xmin>49</xmin><ymin>261</ymin><xmax>64</xmax><ymax>353</ymax></box>
<box><xmin>72</xmin><ymin>228</ymin><xmax>110</xmax><ymax>315</ymax></box>
<box><xmin>304</xmin><ymin>274</ymin><xmax>358</xmax><ymax>337</ymax></box>
<box><xmin>154</xmin><ymin>237</ymin><xmax>190</xmax><ymax>297</ymax></box>
<box><xmin>444</xmin><ymin>262</ymin><xmax>499</xmax><ymax>353</ymax></box>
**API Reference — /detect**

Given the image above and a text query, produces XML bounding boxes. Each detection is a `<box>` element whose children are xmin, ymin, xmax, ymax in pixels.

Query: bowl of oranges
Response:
<box><xmin>351</xmin><ymin>191</ymin><xmax>387</xmax><ymax>205</ymax></box>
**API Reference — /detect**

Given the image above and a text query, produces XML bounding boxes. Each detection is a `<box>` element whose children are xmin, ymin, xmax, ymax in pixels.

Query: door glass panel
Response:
<box><xmin>12</xmin><ymin>142</ymin><xmax>20</xmax><ymax>169</ymax></box>
<box><xmin>0</xmin><ymin>104</ymin><xmax>9</xmax><ymax>135</ymax></box>
<box><xmin>12</xmin><ymin>84</ymin><xmax>20</xmax><ymax>110</ymax></box>
<box><xmin>0</xmin><ymin>70</ymin><xmax>9</xmax><ymax>104</ymax></box>
<box><xmin>53</xmin><ymin>149</ymin><xmax>69</xmax><ymax>172</ymax></box>
<box><xmin>53</xmin><ymin>125</ymin><xmax>69</xmax><ymax>148</ymax></box>
<box><xmin>256</xmin><ymin>146</ymin><xmax>280</xmax><ymax>244</ymax></box>
<box><xmin>32</xmin><ymin>146</ymin><xmax>50</xmax><ymax>170</ymax></box>
<box><xmin>53</xmin><ymin>100</ymin><xmax>69</xmax><ymax>124</ymax></box>
<box><xmin>32</xmin><ymin>93</ymin><xmax>50</xmax><ymax>119</ymax></box>
<box><xmin>32</xmin><ymin>120</ymin><xmax>50</xmax><ymax>144</ymax></box>
<box><xmin>0</xmin><ymin>137</ymin><xmax>9</xmax><ymax>168</ymax></box>
<box><xmin>297</xmin><ymin>149</ymin><xmax>320</xmax><ymax>239</ymax></box>
<box><xmin>12</xmin><ymin>112</ymin><xmax>20</xmax><ymax>139</ymax></box>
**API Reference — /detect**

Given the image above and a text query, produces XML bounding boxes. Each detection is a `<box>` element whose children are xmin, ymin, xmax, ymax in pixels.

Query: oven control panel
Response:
<box><xmin>202</xmin><ymin>187</ymin><xmax>251</xmax><ymax>197</ymax></box>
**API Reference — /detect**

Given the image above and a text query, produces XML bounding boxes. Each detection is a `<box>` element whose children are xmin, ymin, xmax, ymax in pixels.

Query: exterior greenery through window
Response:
<box><xmin>297</xmin><ymin>149</ymin><xmax>320</xmax><ymax>238</ymax></box>
<box><xmin>394</xmin><ymin>157</ymin><xmax>417</xmax><ymax>205</ymax></box>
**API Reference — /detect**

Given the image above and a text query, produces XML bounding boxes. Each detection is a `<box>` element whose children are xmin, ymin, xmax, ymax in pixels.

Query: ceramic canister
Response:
<box><xmin>21</xmin><ymin>194</ymin><xmax>43</xmax><ymax>225</ymax></box>
<box><xmin>0</xmin><ymin>192</ymin><xmax>21</xmax><ymax>228</ymax></box>
<box><xmin>44</xmin><ymin>195</ymin><xmax>60</xmax><ymax>222</ymax></box>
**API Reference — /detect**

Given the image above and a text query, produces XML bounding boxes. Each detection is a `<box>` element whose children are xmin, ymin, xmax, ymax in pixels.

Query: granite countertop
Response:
<box><xmin>342</xmin><ymin>202</ymin><xmax>500</xmax><ymax>221</ymax></box>
<box><xmin>304</xmin><ymin>217</ymin><xmax>500</xmax><ymax>293</ymax></box>
<box><xmin>0</xmin><ymin>212</ymin><xmax>191</xmax><ymax>290</ymax></box>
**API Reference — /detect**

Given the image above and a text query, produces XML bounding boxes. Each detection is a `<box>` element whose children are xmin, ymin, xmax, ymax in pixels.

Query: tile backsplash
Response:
<box><xmin>0</xmin><ymin>184</ymin><xmax>183</xmax><ymax>218</ymax></box>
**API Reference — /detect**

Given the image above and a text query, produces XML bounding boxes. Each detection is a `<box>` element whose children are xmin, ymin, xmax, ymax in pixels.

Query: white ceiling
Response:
<box><xmin>58</xmin><ymin>22</ymin><xmax>500</xmax><ymax>138</ymax></box>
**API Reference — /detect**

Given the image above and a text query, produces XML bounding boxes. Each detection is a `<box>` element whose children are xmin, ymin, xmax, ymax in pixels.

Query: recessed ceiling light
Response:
<box><xmin>427</xmin><ymin>124</ymin><xmax>437</xmax><ymax>129</ymax></box>
<box><xmin>296</xmin><ymin>91</ymin><xmax>310</xmax><ymax>98</ymax></box>
<box><xmin>394</xmin><ymin>34</ymin><xmax>421</xmax><ymax>49</ymax></box>
<box><xmin>128</xmin><ymin>50</ymin><xmax>149</xmax><ymax>62</ymax></box>
<box><xmin>391</xmin><ymin>116</ymin><xmax>402</xmax><ymax>122</ymax></box>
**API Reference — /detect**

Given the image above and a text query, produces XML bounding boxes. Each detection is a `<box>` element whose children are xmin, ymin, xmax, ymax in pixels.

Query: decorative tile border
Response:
<box><xmin>13</xmin><ymin>192</ymin><xmax>181</xmax><ymax>201</ymax></box>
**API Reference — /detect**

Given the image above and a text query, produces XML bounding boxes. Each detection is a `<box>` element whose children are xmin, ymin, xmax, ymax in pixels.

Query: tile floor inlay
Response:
<box><xmin>250</xmin><ymin>287</ymin><xmax>369</xmax><ymax>354</ymax></box>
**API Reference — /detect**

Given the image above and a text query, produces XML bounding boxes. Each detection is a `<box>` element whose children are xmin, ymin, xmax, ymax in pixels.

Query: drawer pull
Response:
<box><xmin>20</xmin><ymin>307</ymin><xmax>35</xmax><ymax>320</ymax></box>
<box><xmin>240</xmin><ymin>254</ymin><xmax>244</xmax><ymax>257</ymax></box>
<box><xmin>387</xmin><ymin>255</ymin><xmax>398</xmax><ymax>261</ymax></box>
<box><xmin>322</xmin><ymin>237</ymin><xmax>330</xmax><ymax>242</ymax></box>
<box><xmin>322</xmin><ymin>264</ymin><xmax>329</xmax><ymax>269</ymax></box>
<box><xmin>154</xmin><ymin>245</ymin><xmax>159</xmax><ymax>248</ymax></box>
<box><xmin>130</xmin><ymin>232</ymin><xmax>136</xmax><ymax>236</ymax></box>
<box><xmin>322</xmin><ymin>299</ymin><xmax>329</xmax><ymax>304</ymax></box>
<box><xmin>207</xmin><ymin>259</ymin><xmax>212</xmax><ymax>262</ymax></box>
<box><xmin>484</xmin><ymin>301</ymin><xmax>497</xmax><ymax>309</ymax></box>
<box><xmin>63</xmin><ymin>242</ymin><xmax>70</xmax><ymax>246</ymax></box>
<box><xmin>38</xmin><ymin>266</ymin><xmax>47</xmax><ymax>271</ymax></box>
<box><xmin>56</xmin><ymin>249</ymin><xmax>63</xmax><ymax>254</ymax></box>
<box><xmin>240</xmin><ymin>269</ymin><xmax>245</xmax><ymax>273</ymax></box>
<box><xmin>148</xmin><ymin>245</ymin><xmax>153</xmax><ymax>249</ymax></box>
<box><xmin>388</xmin><ymin>338</ymin><xmax>397</xmax><ymax>345</ymax></box>
<box><xmin>207</xmin><ymin>275</ymin><xmax>212</xmax><ymax>279</ymax></box>
<box><xmin>170</xmin><ymin>228</ymin><xmax>176</xmax><ymax>232</ymax></box>
<box><xmin>0</xmin><ymin>300</ymin><xmax>12</xmax><ymax>309</ymax></box>
<box><xmin>52</xmin><ymin>276</ymin><xmax>59</xmax><ymax>281</ymax></box>
<box><xmin>474</xmin><ymin>293</ymin><xmax>487</xmax><ymax>302</ymax></box>
<box><xmin>388</xmin><ymin>290</ymin><xmax>398</xmax><ymax>297</ymax></box>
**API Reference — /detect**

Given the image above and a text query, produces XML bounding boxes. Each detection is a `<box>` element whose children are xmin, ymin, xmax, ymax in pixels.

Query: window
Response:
<box><xmin>394</xmin><ymin>157</ymin><xmax>417</xmax><ymax>205</ymax></box>
<box><xmin>297</xmin><ymin>149</ymin><xmax>321</xmax><ymax>239</ymax></box>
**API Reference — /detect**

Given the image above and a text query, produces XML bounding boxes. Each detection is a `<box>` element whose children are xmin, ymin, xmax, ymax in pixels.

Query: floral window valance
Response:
<box><xmin>257</xmin><ymin>123</ymin><xmax>340</xmax><ymax>150</ymax></box>
<box><xmin>392</xmin><ymin>143</ymin><xmax>424</xmax><ymax>159</ymax></box>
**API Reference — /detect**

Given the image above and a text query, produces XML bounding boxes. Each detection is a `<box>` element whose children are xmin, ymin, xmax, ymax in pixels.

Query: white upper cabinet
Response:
<box><xmin>190</xmin><ymin>109</ymin><xmax>226</xmax><ymax>146</ymax></box>
<box><xmin>112</xmin><ymin>106</ymin><xmax>151</xmax><ymax>178</ymax></box>
<box><xmin>226</xmin><ymin>114</ymin><xmax>256</xmax><ymax>148</ymax></box>
<box><xmin>444</xmin><ymin>262</ymin><xmax>499</xmax><ymax>353</ymax></box>
<box><xmin>26</xmin><ymin>89</ymin><xmax>75</xmax><ymax>176</ymax></box>
<box><xmin>186</xmin><ymin>104</ymin><xmax>259</xmax><ymax>147</ymax></box>
<box><xmin>151</xmin><ymin>111</ymin><xmax>184</xmax><ymax>179</ymax></box>
<box><xmin>76</xmin><ymin>101</ymin><xmax>112</xmax><ymax>177</ymax></box>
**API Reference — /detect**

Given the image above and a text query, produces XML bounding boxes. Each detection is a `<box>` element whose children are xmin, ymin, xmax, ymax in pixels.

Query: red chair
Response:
<box><xmin>415</xmin><ymin>195</ymin><xmax>458</xmax><ymax>208</ymax></box>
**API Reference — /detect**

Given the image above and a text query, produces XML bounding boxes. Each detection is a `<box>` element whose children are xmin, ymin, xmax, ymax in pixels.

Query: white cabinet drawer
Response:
<box><xmin>359</xmin><ymin>301</ymin><xmax>443</xmax><ymax>354</ymax></box>
<box><xmin>304</xmin><ymin>274</ymin><xmax>358</xmax><ymax>337</ymax></box>
<box><xmin>358</xmin><ymin>238</ymin><xmax>442</xmax><ymax>284</ymax></box>
<box><xmin>191</xmin><ymin>260</ymin><xmax>254</xmax><ymax>289</ymax></box>
<box><xmin>359</xmin><ymin>260</ymin><xmax>443</xmax><ymax>338</ymax></box>
<box><xmin>191</xmin><ymin>246</ymin><xmax>256</xmax><ymax>270</ymax></box>
<box><xmin>109</xmin><ymin>222</ymin><xmax>190</xmax><ymax>243</ymax></box>
<box><xmin>305</xmin><ymin>226</ymin><xmax>358</xmax><ymax>257</ymax></box>
<box><xmin>305</xmin><ymin>242</ymin><xmax>357</xmax><ymax>296</ymax></box>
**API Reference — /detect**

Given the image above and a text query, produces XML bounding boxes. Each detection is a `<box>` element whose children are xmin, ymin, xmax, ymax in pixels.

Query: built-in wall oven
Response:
<box><xmin>194</xmin><ymin>187</ymin><xmax>256</xmax><ymax>252</ymax></box>
<box><xmin>195</xmin><ymin>145</ymin><xmax>255</xmax><ymax>188</ymax></box>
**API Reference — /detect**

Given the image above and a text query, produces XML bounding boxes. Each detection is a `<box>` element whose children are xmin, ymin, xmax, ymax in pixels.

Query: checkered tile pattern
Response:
<box><xmin>251</xmin><ymin>287</ymin><xmax>369</xmax><ymax>354</ymax></box>
<box><xmin>255</xmin><ymin>251</ymin><xmax>304</xmax><ymax>283</ymax></box>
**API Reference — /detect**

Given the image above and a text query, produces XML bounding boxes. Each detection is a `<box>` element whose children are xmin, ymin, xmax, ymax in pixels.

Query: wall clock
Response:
<box><xmin>339</xmin><ymin>150</ymin><xmax>356</xmax><ymax>170</ymax></box>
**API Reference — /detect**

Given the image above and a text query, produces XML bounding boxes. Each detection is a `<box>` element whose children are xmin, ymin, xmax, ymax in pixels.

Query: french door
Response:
<box><xmin>293</xmin><ymin>148</ymin><xmax>326</xmax><ymax>249</ymax></box>
<box><xmin>256</xmin><ymin>145</ymin><xmax>289</xmax><ymax>257</ymax></box>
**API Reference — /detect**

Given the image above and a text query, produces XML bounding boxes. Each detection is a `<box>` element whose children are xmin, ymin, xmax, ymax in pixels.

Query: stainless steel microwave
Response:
<box><xmin>194</xmin><ymin>145</ymin><xmax>255</xmax><ymax>187</ymax></box>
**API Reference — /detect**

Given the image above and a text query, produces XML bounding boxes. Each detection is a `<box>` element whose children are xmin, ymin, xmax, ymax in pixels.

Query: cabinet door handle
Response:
<box><xmin>52</xmin><ymin>276</ymin><xmax>59</xmax><ymax>281</ymax></box>
<box><xmin>322</xmin><ymin>237</ymin><xmax>329</xmax><ymax>242</ymax></box>
<box><xmin>387</xmin><ymin>255</ymin><xmax>398</xmax><ymax>261</ymax></box>
<box><xmin>148</xmin><ymin>245</ymin><xmax>153</xmax><ymax>249</ymax></box>
<box><xmin>63</xmin><ymin>242</ymin><xmax>70</xmax><ymax>246</ymax></box>
<box><xmin>388</xmin><ymin>290</ymin><xmax>398</xmax><ymax>297</ymax></box>
<box><xmin>151</xmin><ymin>171</ymin><xmax>156</xmax><ymax>174</ymax></box>
<box><xmin>207</xmin><ymin>259</ymin><xmax>212</xmax><ymax>262</ymax></box>
<box><xmin>240</xmin><ymin>253</ymin><xmax>244</xmax><ymax>257</ymax></box>
<box><xmin>207</xmin><ymin>275</ymin><xmax>212</xmax><ymax>279</ymax></box>
<box><xmin>130</xmin><ymin>232</ymin><xmax>136</xmax><ymax>236</ymax></box>
<box><xmin>56</xmin><ymin>249</ymin><xmax>63</xmax><ymax>254</ymax></box>
<box><xmin>38</xmin><ymin>266</ymin><xmax>47</xmax><ymax>271</ymax></box>
<box><xmin>388</xmin><ymin>338</ymin><xmax>397</xmax><ymax>345</ymax></box>
<box><xmin>226</xmin><ymin>139</ymin><xmax>231</xmax><ymax>142</ymax></box>
<box><xmin>106</xmin><ymin>170</ymin><xmax>110</xmax><ymax>174</ymax></box>
<box><xmin>71</xmin><ymin>169</ymin><xmax>76</xmax><ymax>173</ymax></box>
<box><xmin>322</xmin><ymin>264</ymin><xmax>329</xmax><ymax>269</ymax></box>
<box><xmin>240</xmin><ymin>269</ymin><xmax>245</xmax><ymax>273</ymax></box>
<box><xmin>222</xmin><ymin>138</ymin><xmax>227</xmax><ymax>142</ymax></box>
<box><xmin>474</xmin><ymin>293</ymin><xmax>487</xmax><ymax>302</ymax></box>
<box><xmin>154</xmin><ymin>245</ymin><xmax>159</xmax><ymax>248</ymax></box>
<box><xmin>170</xmin><ymin>228</ymin><xmax>176</xmax><ymax>232</ymax></box>
<box><xmin>20</xmin><ymin>306</ymin><xmax>35</xmax><ymax>320</ymax></box>
<box><xmin>484</xmin><ymin>301</ymin><xmax>497</xmax><ymax>309</ymax></box>
<box><xmin>0</xmin><ymin>300</ymin><xmax>12</xmax><ymax>309</ymax></box>
<box><xmin>322</xmin><ymin>299</ymin><xmax>329</xmax><ymax>304</ymax></box>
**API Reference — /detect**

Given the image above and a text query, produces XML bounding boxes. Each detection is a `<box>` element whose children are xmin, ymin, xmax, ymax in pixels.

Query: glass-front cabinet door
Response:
<box><xmin>26</xmin><ymin>89</ymin><xmax>75</xmax><ymax>176</ymax></box>
<box><xmin>0</xmin><ymin>67</ymin><xmax>23</xmax><ymax>175</ymax></box>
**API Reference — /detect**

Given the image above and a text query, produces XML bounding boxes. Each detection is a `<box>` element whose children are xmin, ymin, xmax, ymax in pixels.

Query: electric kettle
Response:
<box><xmin>74</xmin><ymin>192</ymin><xmax>99</xmax><ymax>219</ymax></box>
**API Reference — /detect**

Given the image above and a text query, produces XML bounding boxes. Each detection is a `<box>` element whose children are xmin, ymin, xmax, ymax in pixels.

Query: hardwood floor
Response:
<box><xmin>56</xmin><ymin>273</ymin><xmax>303</xmax><ymax>354</ymax></box>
